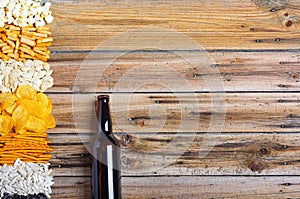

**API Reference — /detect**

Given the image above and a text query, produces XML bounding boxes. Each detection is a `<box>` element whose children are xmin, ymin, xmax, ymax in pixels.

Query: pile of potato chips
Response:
<box><xmin>0</xmin><ymin>85</ymin><xmax>55</xmax><ymax>136</ymax></box>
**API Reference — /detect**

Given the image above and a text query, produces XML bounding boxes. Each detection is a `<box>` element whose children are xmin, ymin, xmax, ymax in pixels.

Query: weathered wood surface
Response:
<box><xmin>51</xmin><ymin>176</ymin><xmax>300</xmax><ymax>199</ymax></box>
<box><xmin>50</xmin><ymin>0</ymin><xmax>300</xmax><ymax>51</ymax></box>
<box><xmin>122</xmin><ymin>176</ymin><xmax>300</xmax><ymax>199</ymax></box>
<box><xmin>47</xmin><ymin>0</ymin><xmax>300</xmax><ymax>198</ymax></box>
<box><xmin>49</xmin><ymin>93</ymin><xmax>300</xmax><ymax>133</ymax></box>
<box><xmin>49</xmin><ymin>133</ymin><xmax>300</xmax><ymax>176</ymax></box>
<box><xmin>48</xmin><ymin>51</ymin><xmax>300</xmax><ymax>92</ymax></box>
<box><xmin>48</xmin><ymin>92</ymin><xmax>300</xmax><ymax>197</ymax></box>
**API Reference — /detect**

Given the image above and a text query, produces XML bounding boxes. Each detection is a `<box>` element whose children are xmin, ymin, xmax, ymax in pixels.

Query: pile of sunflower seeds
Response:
<box><xmin>0</xmin><ymin>59</ymin><xmax>54</xmax><ymax>92</ymax></box>
<box><xmin>0</xmin><ymin>159</ymin><xmax>54</xmax><ymax>198</ymax></box>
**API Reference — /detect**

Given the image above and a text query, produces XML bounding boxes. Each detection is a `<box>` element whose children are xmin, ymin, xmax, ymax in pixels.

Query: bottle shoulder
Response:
<box><xmin>93</xmin><ymin>134</ymin><xmax>120</xmax><ymax>147</ymax></box>
<box><xmin>108</xmin><ymin>134</ymin><xmax>120</xmax><ymax>147</ymax></box>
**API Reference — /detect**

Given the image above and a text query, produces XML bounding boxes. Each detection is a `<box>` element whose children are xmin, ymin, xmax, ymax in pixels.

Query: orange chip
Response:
<box><xmin>16</xmin><ymin>85</ymin><xmax>37</xmax><ymax>100</ymax></box>
<box><xmin>0</xmin><ymin>85</ymin><xmax>56</xmax><ymax>135</ymax></box>
<box><xmin>25</xmin><ymin>115</ymin><xmax>48</xmax><ymax>133</ymax></box>
<box><xmin>1</xmin><ymin>110</ymin><xmax>11</xmax><ymax>117</ymax></box>
<box><xmin>45</xmin><ymin>115</ymin><xmax>56</xmax><ymax>128</ymax></box>
<box><xmin>0</xmin><ymin>115</ymin><xmax>13</xmax><ymax>136</ymax></box>
<box><xmin>36</xmin><ymin>93</ymin><xmax>52</xmax><ymax>114</ymax></box>
<box><xmin>6</xmin><ymin>102</ymin><xmax>17</xmax><ymax>114</ymax></box>
<box><xmin>15</xmin><ymin>115</ymin><xmax>29</xmax><ymax>134</ymax></box>
<box><xmin>0</xmin><ymin>93</ymin><xmax>18</xmax><ymax>113</ymax></box>
<box><xmin>19</xmin><ymin>99</ymin><xmax>47</xmax><ymax>118</ymax></box>
<box><xmin>12</xmin><ymin>105</ymin><xmax>27</xmax><ymax>125</ymax></box>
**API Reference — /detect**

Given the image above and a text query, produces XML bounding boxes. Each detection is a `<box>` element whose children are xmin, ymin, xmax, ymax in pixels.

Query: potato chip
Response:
<box><xmin>12</xmin><ymin>105</ymin><xmax>28</xmax><ymax>126</ymax></box>
<box><xmin>15</xmin><ymin>115</ymin><xmax>28</xmax><ymax>134</ymax></box>
<box><xmin>36</xmin><ymin>93</ymin><xmax>48</xmax><ymax>105</ymax></box>
<box><xmin>36</xmin><ymin>93</ymin><xmax>52</xmax><ymax>114</ymax></box>
<box><xmin>46</xmin><ymin>98</ymin><xmax>52</xmax><ymax>114</ymax></box>
<box><xmin>5</xmin><ymin>101</ymin><xmax>17</xmax><ymax>114</ymax></box>
<box><xmin>1</xmin><ymin>110</ymin><xmax>11</xmax><ymax>117</ymax></box>
<box><xmin>44</xmin><ymin>114</ymin><xmax>56</xmax><ymax>128</ymax></box>
<box><xmin>16</xmin><ymin>84</ymin><xmax>37</xmax><ymax>100</ymax></box>
<box><xmin>25</xmin><ymin>115</ymin><xmax>48</xmax><ymax>133</ymax></box>
<box><xmin>0</xmin><ymin>85</ymin><xmax>55</xmax><ymax>135</ymax></box>
<box><xmin>0</xmin><ymin>93</ymin><xmax>16</xmax><ymax>104</ymax></box>
<box><xmin>0</xmin><ymin>115</ymin><xmax>13</xmax><ymax>136</ymax></box>
<box><xmin>18</xmin><ymin>99</ymin><xmax>47</xmax><ymax>118</ymax></box>
<box><xmin>0</xmin><ymin>93</ymin><xmax>18</xmax><ymax>114</ymax></box>
<box><xmin>0</xmin><ymin>93</ymin><xmax>10</xmax><ymax>103</ymax></box>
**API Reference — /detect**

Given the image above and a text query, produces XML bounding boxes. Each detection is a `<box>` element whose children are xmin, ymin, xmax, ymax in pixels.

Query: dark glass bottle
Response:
<box><xmin>92</xmin><ymin>95</ymin><xmax>121</xmax><ymax>199</ymax></box>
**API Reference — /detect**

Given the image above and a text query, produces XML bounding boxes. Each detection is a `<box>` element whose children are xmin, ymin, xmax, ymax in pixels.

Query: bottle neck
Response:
<box><xmin>97</xmin><ymin>95</ymin><xmax>112</xmax><ymax>136</ymax></box>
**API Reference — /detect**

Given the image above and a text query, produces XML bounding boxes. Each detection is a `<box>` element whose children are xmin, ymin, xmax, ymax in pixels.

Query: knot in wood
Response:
<box><xmin>259</xmin><ymin>147</ymin><xmax>269</xmax><ymax>155</ymax></box>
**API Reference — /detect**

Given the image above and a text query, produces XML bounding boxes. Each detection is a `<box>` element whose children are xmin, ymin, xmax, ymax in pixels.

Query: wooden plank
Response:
<box><xmin>49</xmin><ymin>51</ymin><xmax>300</xmax><ymax>92</ymax></box>
<box><xmin>51</xmin><ymin>167</ymin><xmax>91</xmax><ymax>177</ymax></box>
<box><xmin>50</xmin><ymin>176</ymin><xmax>300</xmax><ymax>199</ymax></box>
<box><xmin>48</xmin><ymin>93</ymin><xmax>300</xmax><ymax>133</ymax></box>
<box><xmin>120</xmin><ymin>133</ymin><xmax>300</xmax><ymax>176</ymax></box>
<box><xmin>122</xmin><ymin>176</ymin><xmax>300</xmax><ymax>199</ymax></box>
<box><xmin>50</xmin><ymin>0</ymin><xmax>300</xmax><ymax>51</ymax></box>
<box><xmin>43</xmin><ymin>1</ymin><xmax>300</xmax><ymax>198</ymax></box>
<box><xmin>50</xmin><ymin>145</ymin><xmax>91</xmax><ymax>167</ymax></box>
<box><xmin>52</xmin><ymin>177</ymin><xmax>91</xmax><ymax>199</ymax></box>
<box><xmin>49</xmin><ymin>133</ymin><xmax>300</xmax><ymax>176</ymax></box>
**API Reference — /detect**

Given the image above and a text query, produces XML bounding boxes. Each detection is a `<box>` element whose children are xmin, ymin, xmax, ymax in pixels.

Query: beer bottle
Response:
<box><xmin>92</xmin><ymin>95</ymin><xmax>121</xmax><ymax>199</ymax></box>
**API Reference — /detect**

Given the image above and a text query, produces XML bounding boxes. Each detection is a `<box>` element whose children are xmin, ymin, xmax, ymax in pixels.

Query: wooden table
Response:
<box><xmin>48</xmin><ymin>0</ymin><xmax>300</xmax><ymax>198</ymax></box>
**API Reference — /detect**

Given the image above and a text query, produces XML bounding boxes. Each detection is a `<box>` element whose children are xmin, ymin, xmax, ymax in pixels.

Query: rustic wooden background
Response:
<box><xmin>47</xmin><ymin>0</ymin><xmax>300</xmax><ymax>198</ymax></box>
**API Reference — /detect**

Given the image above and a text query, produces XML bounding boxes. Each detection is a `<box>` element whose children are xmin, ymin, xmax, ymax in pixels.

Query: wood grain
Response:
<box><xmin>122</xmin><ymin>176</ymin><xmax>300</xmax><ymax>199</ymax></box>
<box><xmin>48</xmin><ymin>51</ymin><xmax>300</xmax><ymax>92</ymax></box>
<box><xmin>49</xmin><ymin>93</ymin><xmax>300</xmax><ymax>133</ymax></box>
<box><xmin>51</xmin><ymin>176</ymin><xmax>300</xmax><ymax>199</ymax></box>
<box><xmin>52</xmin><ymin>177</ymin><xmax>91</xmax><ymax>199</ymax></box>
<box><xmin>50</xmin><ymin>0</ymin><xmax>300</xmax><ymax>51</ymax></box>
<box><xmin>41</xmin><ymin>0</ymin><xmax>300</xmax><ymax>197</ymax></box>
<box><xmin>49</xmin><ymin>133</ymin><xmax>300</xmax><ymax>176</ymax></box>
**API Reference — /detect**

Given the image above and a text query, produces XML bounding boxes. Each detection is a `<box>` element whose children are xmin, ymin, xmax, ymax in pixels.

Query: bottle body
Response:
<box><xmin>92</xmin><ymin>95</ymin><xmax>121</xmax><ymax>199</ymax></box>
